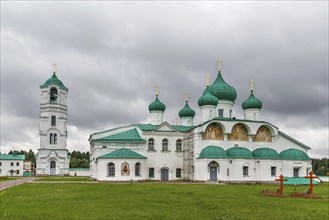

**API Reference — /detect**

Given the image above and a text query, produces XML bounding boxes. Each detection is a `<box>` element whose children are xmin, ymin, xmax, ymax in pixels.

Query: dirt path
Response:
<box><xmin>0</xmin><ymin>177</ymin><xmax>39</xmax><ymax>191</ymax></box>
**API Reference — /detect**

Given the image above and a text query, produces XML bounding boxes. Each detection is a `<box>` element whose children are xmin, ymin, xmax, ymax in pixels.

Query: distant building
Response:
<box><xmin>0</xmin><ymin>153</ymin><xmax>25</xmax><ymax>176</ymax></box>
<box><xmin>36</xmin><ymin>64</ymin><xmax>70</xmax><ymax>176</ymax></box>
<box><xmin>89</xmin><ymin>62</ymin><xmax>312</xmax><ymax>182</ymax></box>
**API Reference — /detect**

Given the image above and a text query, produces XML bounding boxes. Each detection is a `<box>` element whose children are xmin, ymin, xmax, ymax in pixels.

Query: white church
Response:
<box><xmin>36</xmin><ymin>64</ymin><xmax>70</xmax><ymax>176</ymax></box>
<box><xmin>35</xmin><ymin>62</ymin><xmax>312</xmax><ymax>182</ymax></box>
<box><xmin>88</xmin><ymin>62</ymin><xmax>312</xmax><ymax>182</ymax></box>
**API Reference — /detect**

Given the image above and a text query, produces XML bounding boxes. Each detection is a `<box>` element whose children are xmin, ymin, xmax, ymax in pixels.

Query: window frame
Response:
<box><xmin>176</xmin><ymin>168</ymin><xmax>181</xmax><ymax>178</ymax></box>
<box><xmin>108</xmin><ymin>163</ymin><xmax>115</xmax><ymax>177</ymax></box>
<box><xmin>148</xmin><ymin>138</ymin><xmax>155</xmax><ymax>151</ymax></box>
<box><xmin>50</xmin><ymin>87</ymin><xmax>58</xmax><ymax>103</ymax></box>
<box><xmin>51</xmin><ymin>115</ymin><xmax>56</xmax><ymax>126</ymax></box>
<box><xmin>135</xmin><ymin>162</ymin><xmax>141</xmax><ymax>177</ymax></box>
<box><xmin>162</xmin><ymin>138</ymin><xmax>169</xmax><ymax>151</ymax></box>
<box><xmin>176</xmin><ymin>139</ymin><xmax>182</xmax><ymax>152</ymax></box>
<box><xmin>243</xmin><ymin>166</ymin><xmax>249</xmax><ymax>176</ymax></box>
<box><xmin>149</xmin><ymin>168</ymin><xmax>154</xmax><ymax>178</ymax></box>
<box><xmin>271</xmin><ymin>166</ymin><xmax>276</xmax><ymax>176</ymax></box>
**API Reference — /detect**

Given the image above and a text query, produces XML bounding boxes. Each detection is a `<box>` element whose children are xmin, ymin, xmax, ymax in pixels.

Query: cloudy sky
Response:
<box><xmin>1</xmin><ymin>1</ymin><xmax>328</xmax><ymax>158</ymax></box>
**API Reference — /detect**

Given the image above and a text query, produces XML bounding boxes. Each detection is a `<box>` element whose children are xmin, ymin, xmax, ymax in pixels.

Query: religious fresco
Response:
<box><xmin>253</xmin><ymin>125</ymin><xmax>272</xmax><ymax>142</ymax></box>
<box><xmin>121</xmin><ymin>162</ymin><xmax>130</xmax><ymax>176</ymax></box>
<box><xmin>228</xmin><ymin>123</ymin><xmax>248</xmax><ymax>141</ymax></box>
<box><xmin>203</xmin><ymin>123</ymin><xmax>224</xmax><ymax>140</ymax></box>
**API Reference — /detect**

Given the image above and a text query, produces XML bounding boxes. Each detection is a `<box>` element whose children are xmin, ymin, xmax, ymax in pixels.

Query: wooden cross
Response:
<box><xmin>304</xmin><ymin>170</ymin><xmax>318</xmax><ymax>194</ymax></box>
<box><xmin>275</xmin><ymin>175</ymin><xmax>287</xmax><ymax>194</ymax></box>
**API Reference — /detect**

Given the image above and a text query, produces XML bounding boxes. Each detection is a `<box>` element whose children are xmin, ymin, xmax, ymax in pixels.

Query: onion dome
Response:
<box><xmin>198</xmin><ymin>86</ymin><xmax>219</xmax><ymax>107</ymax></box>
<box><xmin>242</xmin><ymin>90</ymin><xmax>262</xmax><ymax>110</ymax></box>
<box><xmin>226</xmin><ymin>147</ymin><xmax>253</xmax><ymax>159</ymax></box>
<box><xmin>209</xmin><ymin>71</ymin><xmax>237</xmax><ymax>101</ymax></box>
<box><xmin>148</xmin><ymin>95</ymin><xmax>166</xmax><ymax>112</ymax></box>
<box><xmin>252</xmin><ymin>148</ymin><xmax>279</xmax><ymax>160</ymax></box>
<box><xmin>199</xmin><ymin>146</ymin><xmax>228</xmax><ymax>159</ymax></box>
<box><xmin>279</xmin><ymin>149</ymin><xmax>310</xmax><ymax>161</ymax></box>
<box><xmin>179</xmin><ymin>101</ymin><xmax>195</xmax><ymax>118</ymax></box>
<box><xmin>40</xmin><ymin>73</ymin><xmax>68</xmax><ymax>91</ymax></box>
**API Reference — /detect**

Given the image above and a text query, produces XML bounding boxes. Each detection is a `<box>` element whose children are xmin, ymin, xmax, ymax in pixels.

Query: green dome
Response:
<box><xmin>198</xmin><ymin>86</ymin><xmax>219</xmax><ymax>107</ymax></box>
<box><xmin>279</xmin><ymin>148</ymin><xmax>310</xmax><ymax>161</ymax></box>
<box><xmin>40</xmin><ymin>73</ymin><xmax>68</xmax><ymax>91</ymax></box>
<box><xmin>179</xmin><ymin>101</ymin><xmax>195</xmax><ymax>118</ymax></box>
<box><xmin>199</xmin><ymin>146</ymin><xmax>228</xmax><ymax>159</ymax></box>
<box><xmin>148</xmin><ymin>95</ymin><xmax>166</xmax><ymax>112</ymax></box>
<box><xmin>242</xmin><ymin>91</ymin><xmax>262</xmax><ymax>110</ymax></box>
<box><xmin>226</xmin><ymin>147</ymin><xmax>253</xmax><ymax>159</ymax></box>
<box><xmin>252</xmin><ymin>148</ymin><xmax>279</xmax><ymax>159</ymax></box>
<box><xmin>209</xmin><ymin>71</ymin><xmax>237</xmax><ymax>101</ymax></box>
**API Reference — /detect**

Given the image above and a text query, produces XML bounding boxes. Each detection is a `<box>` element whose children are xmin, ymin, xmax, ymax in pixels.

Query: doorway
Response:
<box><xmin>50</xmin><ymin>161</ymin><xmax>56</xmax><ymax>175</ymax></box>
<box><xmin>209</xmin><ymin>161</ymin><xmax>219</xmax><ymax>181</ymax></box>
<box><xmin>161</xmin><ymin>168</ymin><xmax>169</xmax><ymax>181</ymax></box>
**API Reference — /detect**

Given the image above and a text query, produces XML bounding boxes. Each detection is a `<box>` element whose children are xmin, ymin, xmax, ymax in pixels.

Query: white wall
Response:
<box><xmin>0</xmin><ymin>160</ymin><xmax>24</xmax><ymax>176</ymax></box>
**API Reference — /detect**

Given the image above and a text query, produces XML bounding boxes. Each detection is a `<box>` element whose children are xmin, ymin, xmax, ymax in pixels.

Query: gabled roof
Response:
<box><xmin>93</xmin><ymin>128</ymin><xmax>145</xmax><ymax>143</ymax></box>
<box><xmin>278</xmin><ymin>131</ymin><xmax>311</xmax><ymax>150</ymax></box>
<box><xmin>98</xmin><ymin>148</ymin><xmax>147</xmax><ymax>159</ymax></box>
<box><xmin>0</xmin><ymin>154</ymin><xmax>25</xmax><ymax>160</ymax></box>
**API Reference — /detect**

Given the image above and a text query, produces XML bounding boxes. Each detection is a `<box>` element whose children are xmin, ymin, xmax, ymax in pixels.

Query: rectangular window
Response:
<box><xmin>271</xmin><ymin>167</ymin><xmax>276</xmax><ymax>176</ymax></box>
<box><xmin>10</xmin><ymin>162</ymin><xmax>14</xmax><ymax>166</ymax></box>
<box><xmin>51</xmin><ymin>116</ymin><xmax>56</xmax><ymax>126</ymax></box>
<box><xmin>16</xmin><ymin>170</ymin><xmax>20</xmax><ymax>175</ymax></box>
<box><xmin>16</xmin><ymin>162</ymin><xmax>19</xmax><ymax>166</ymax></box>
<box><xmin>149</xmin><ymin>168</ymin><xmax>154</xmax><ymax>178</ymax></box>
<box><xmin>176</xmin><ymin>168</ymin><xmax>181</xmax><ymax>178</ymax></box>
<box><xmin>293</xmin><ymin>168</ymin><xmax>299</xmax><ymax>177</ymax></box>
<box><xmin>227</xmin><ymin>168</ymin><xmax>230</xmax><ymax>176</ymax></box>
<box><xmin>218</xmin><ymin>109</ymin><xmax>224</xmax><ymax>117</ymax></box>
<box><xmin>0</xmin><ymin>162</ymin><xmax>2</xmax><ymax>166</ymax></box>
<box><xmin>243</xmin><ymin>166</ymin><xmax>249</xmax><ymax>176</ymax></box>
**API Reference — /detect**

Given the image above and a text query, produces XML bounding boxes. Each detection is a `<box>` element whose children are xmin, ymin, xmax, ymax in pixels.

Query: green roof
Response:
<box><xmin>279</xmin><ymin>148</ymin><xmax>311</xmax><ymax>161</ymax></box>
<box><xmin>171</xmin><ymin>125</ymin><xmax>195</xmax><ymax>132</ymax></box>
<box><xmin>40</xmin><ymin>73</ymin><xmax>68</xmax><ymax>91</ymax></box>
<box><xmin>0</xmin><ymin>154</ymin><xmax>25</xmax><ymax>160</ymax></box>
<box><xmin>226</xmin><ymin>147</ymin><xmax>253</xmax><ymax>159</ymax></box>
<box><xmin>69</xmin><ymin>168</ymin><xmax>90</xmax><ymax>171</ymax></box>
<box><xmin>179</xmin><ymin>101</ymin><xmax>195</xmax><ymax>118</ymax></box>
<box><xmin>133</xmin><ymin>123</ymin><xmax>194</xmax><ymax>132</ymax></box>
<box><xmin>199</xmin><ymin>146</ymin><xmax>228</xmax><ymax>159</ymax></box>
<box><xmin>198</xmin><ymin>86</ymin><xmax>219</xmax><ymax>107</ymax></box>
<box><xmin>94</xmin><ymin>128</ymin><xmax>145</xmax><ymax>143</ymax></box>
<box><xmin>252</xmin><ymin>148</ymin><xmax>279</xmax><ymax>159</ymax></box>
<box><xmin>99</xmin><ymin>148</ymin><xmax>147</xmax><ymax>159</ymax></box>
<box><xmin>284</xmin><ymin>177</ymin><xmax>318</xmax><ymax>185</ymax></box>
<box><xmin>209</xmin><ymin>71</ymin><xmax>237</xmax><ymax>101</ymax></box>
<box><xmin>148</xmin><ymin>95</ymin><xmax>166</xmax><ymax>112</ymax></box>
<box><xmin>242</xmin><ymin>90</ymin><xmax>262</xmax><ymax>110</ymax></box>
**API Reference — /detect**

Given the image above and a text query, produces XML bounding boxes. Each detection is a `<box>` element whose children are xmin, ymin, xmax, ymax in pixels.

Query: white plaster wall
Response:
<box><xmin>69</xmin><ymin>170</ymin><xmax>90</xmax><ymax>176</ymax></box>
<box><xmin>244</xmin><ymin>109</ymin><xmax>260</xmax><ymax>121</ymax></box>
<box><xmin>180</xmin><ymin>117</ymin><xmax>194</xmax><ymax>126</ymax></box>
<box><xmin>217</xmin><ymin>100</ymin><xmax>234</xmax><ymax>118</ymax></box>
<box><xmin>150</xmin><ymin>111</ymin><xmax>164</xmax><ymax>125</ymax></box>
<box><xmin>200</xmin><ymin>106</ymin><xmax>216</xmax><ymax>122</ymax></box>
<box><xmin>0</xmin><ymin>160</ymin><xmax>24</xmax><ymax>176</ymax></box>
<box><xmin>36</xmin><ymin>149</ymin><xmax>69</xmax><ymax>175</ymax></box>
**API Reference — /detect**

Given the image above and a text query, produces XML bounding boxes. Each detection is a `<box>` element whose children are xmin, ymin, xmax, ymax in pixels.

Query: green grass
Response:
<box><xmin>34</xmin><ymin>176</ymin><xmax>91</xmax><ymax>182</ymax></box>
<box><xmin>0</xmin><ymin>177</ymin><xmax>22</xmax><ymax>182</ymax></box>
<box><xmin>0</xmin><ymin>182</ymin><xmax>328</xmax><ymax>220</ymax></box>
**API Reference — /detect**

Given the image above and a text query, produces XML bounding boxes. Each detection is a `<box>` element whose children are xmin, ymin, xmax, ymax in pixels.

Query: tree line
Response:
<box><xmin>313</xmin><ymin>158</ymin><xmax>329</xmax><ymax>175</ymax></box>
<box><xmin>6</xmin><ymin>149</ymin><xmax>90</xmax><ymax>168</ymax></box>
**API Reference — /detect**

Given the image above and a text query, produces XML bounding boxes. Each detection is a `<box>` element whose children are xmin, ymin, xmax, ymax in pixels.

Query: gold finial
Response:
<box><xmin>204</xmin><ymin>74</ymin><xmax>210</xmax><ymax>87</ymax></box>
<box><xmin>52</xmin><ymin>63</ymin><xmax>57</xmax><ymax>73</ymax></box>
<box><xmin>184</xmin><ymin>92</ymin><xmax>189</xmax><ymax>102</ymax></box>
<box><xmin>155</xmin><ymin>84</ymin><xmax>159</xmax><ymax>96</ymax></box>
<box><xmin>217</xmin><ymin>59</ymin><xmax>222</xmax><ymax>71</ymax></box>
<box><xmin>250</xmin><ymin>80</ymin><xmax>254</xmax><ymax>91</ymax></box>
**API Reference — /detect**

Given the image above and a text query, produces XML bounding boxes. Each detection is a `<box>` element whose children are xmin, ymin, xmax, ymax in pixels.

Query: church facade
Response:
<box><xmin>89</xmin><ymin>63</ymin><xmax>312</xmax><ymax>182</ymax></box>
<box><xmin>36</xmin><ymin>65</ymin><xmax>70</xmax><ymax>176</ymax></box>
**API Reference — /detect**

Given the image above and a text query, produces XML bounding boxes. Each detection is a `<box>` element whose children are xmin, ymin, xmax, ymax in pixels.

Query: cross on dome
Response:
<box><xmin>52</xmin><ymin>63</ymin><xmax>57</xmax><ymax>73</ymax></box>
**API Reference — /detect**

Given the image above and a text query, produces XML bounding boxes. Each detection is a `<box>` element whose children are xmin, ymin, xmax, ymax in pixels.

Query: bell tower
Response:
<box><xmin>36</xmin><ymin>64</ymin><xmax>70</xmax><ymax>176</ymax></box>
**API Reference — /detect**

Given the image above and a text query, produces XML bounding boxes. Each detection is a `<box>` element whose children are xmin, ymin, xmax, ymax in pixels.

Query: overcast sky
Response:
<box><xmin>1</xmin><ymin>1</ymin><xmax>328</xmax><ymax>158</ymax></box>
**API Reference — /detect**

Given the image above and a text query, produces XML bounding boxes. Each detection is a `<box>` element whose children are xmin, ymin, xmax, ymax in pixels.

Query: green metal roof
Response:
<box><xmin>242</xmin><ymin>90</ymin><xmax>262</xmax><ymax>110</ymax></box>
<box><xmin>0</xmin><ymin>154</ymin><xmax>25</xmax><ymax>160</ymax></box>
<box><xmin>69</xmin><ymin>168</ymin><xmax>90</xmax><ymax>171</ymax></box>
<box><xmin>148</xmin><ymin>95</ymin><xmax>166</xmax><ymax>112</ymax></box>
<box><xmin>252</xmin><ymin>148</ymin><xmax>279</xmax><ymax>159</ymax></box>
<box><xmin>171</xmin><ymin>125</ymin><xmax>195</xmax><ymax>132</ymax></box>
<box><xmin>209</xmin><ymin>71</ymin><xmax>237</xmax><ymax>101</ymax></box>
<box><xmin>94</xmin><ymin>128</ymin><xmax>145</xmax><ymax>143</ymax></box>
<box><xmin>179</xmin><ymin>101</ymin><xmax>195</xmax><ymax>118</ymax></box>
<box><xmin>284</xmin><ymin>177</ymin><xmax>318</xmax><ymax>185</ymax></box>
<box><xmin>133</xmin><ymin>123</ymin><xmax>194</xmax><ymax>132</ymax></box>
<box><xmin>198</xmin><ymin>86</ymin><xmax>219</xmax><ymax>107</ymax></box>
<box><xmin>99</xmin><ymin>148</ymin><xmax>147</xmax><ymax>159</ymax></box>
<box><xmin>198</xmin><ymin>146</ymin><xmax>228</xmax><ymax>159</ymax></box>
<box><xmin>40</xmin><ymin>73</ymin><xmax>68</xmax><ymax>91</ymax></box>
<box><xmin>279</xmin><ymin>148</ymin><xmax>311</xmax><ymax>161</ymax></box>
<box><xmin>226</xmin><ymin>147</ymin><xmax>253</xmax><ymax>159</ymax></box>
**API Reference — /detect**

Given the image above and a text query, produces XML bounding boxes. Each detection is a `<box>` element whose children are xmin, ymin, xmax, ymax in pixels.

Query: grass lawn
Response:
<box><xmin>0</xmin><ymin>182</ymin><xmax>328</xmax><ymax>220</ymax></box>
<box><xmin>0</xmin><ymin>177</ymin><xmax>22</xmax><ymax>182</ymax></box>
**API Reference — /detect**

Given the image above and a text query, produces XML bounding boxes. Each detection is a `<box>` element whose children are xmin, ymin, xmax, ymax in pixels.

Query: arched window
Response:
<box><xmin>108</xmin><ymin>163</ymin><xmax>115</xmax><ymax>177</ymax></box>
<box><xmin>54</xmin><ymin>133</ymin><xmax>57</xmax><ymax>144</ymax></box>
<box><xmin>49</xmin><ymin>133</ymin><xmax>53</xmax><ymax>144</ymax></box>
<box><xmin>148</xmin><ymin>138</ymin><xmax>154</xmax><ymax>151</ymax></box>
<box><xmin>162</xmin><ymin>138</ymin><xmax>168</xmax><ymax>151</ymax></box>
<box><xmin>176</xmin><ymin>139</ymin><xmax>182</xmax><ymax>152</ymax></box>
<box><xmin>50</xmin><ymin>88</ymin><xmax>58</xmax><ymax>103</ymax></box>
<box><xmin>135</xmin><ymin>162</ymin><xmax>141</xmax><ymax>176</ymax></box>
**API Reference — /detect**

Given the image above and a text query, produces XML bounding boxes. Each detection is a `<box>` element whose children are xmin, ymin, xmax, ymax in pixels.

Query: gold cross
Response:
<box><xmin>52</xmin><ymin>63</ymin><xmax>57</xmax><ymax>73</ymax></box>
<box><xmin>250</xmin><ymin>80</ymin><xmax>254</xmax><ymax>91</ymax></box>
<box><xmin>184</xmin><ymin>92</ymin><xmax>189</xmax><ymax>102</ymax></box>
<box><xmin>217</xmin><ymin>59</ymin><xmax>222</xmax><ymax>71</ymax></box>
<box><xmin>155</xmin><ymin>84</ymin><xmax>159</xmax><ymax>96</ymax></box>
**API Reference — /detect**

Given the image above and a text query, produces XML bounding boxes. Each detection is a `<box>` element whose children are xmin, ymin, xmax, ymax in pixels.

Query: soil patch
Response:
<box><xmin>260</xmin><ymin>189</ymin><xmax>285</xmax><ymax>198</ymax></box>
<box><xmin>289</xmin><ymin>192</ymin><xmax>320</xmax><ymax>199</ymax></box>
